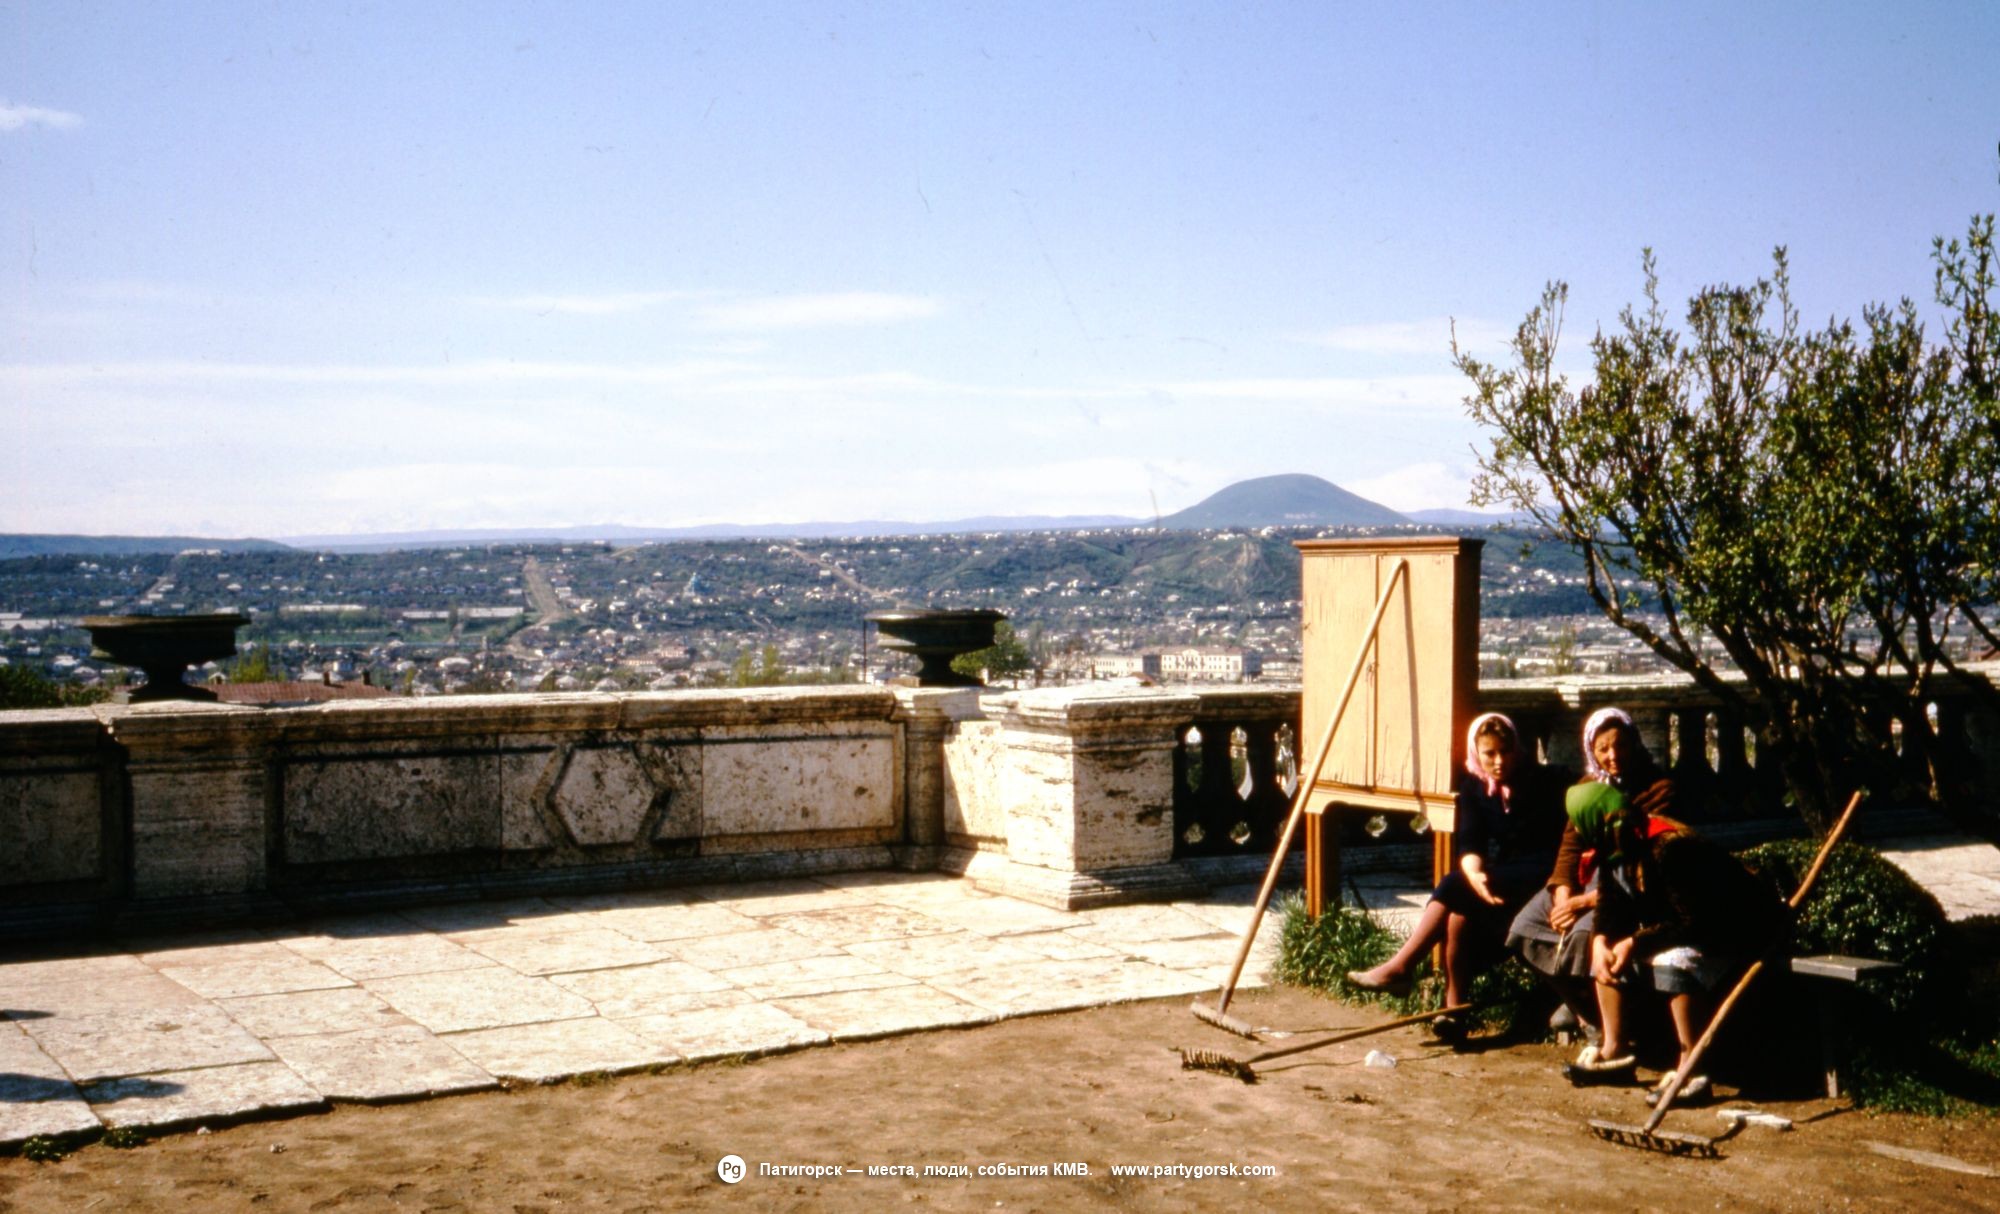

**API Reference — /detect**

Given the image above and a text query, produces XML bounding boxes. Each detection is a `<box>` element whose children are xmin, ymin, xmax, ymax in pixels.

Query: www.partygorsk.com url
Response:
<box><xmin>714</xmin><ymin>1155</ymin><xmax>1276</xmax><ymax>1184</ymax></box>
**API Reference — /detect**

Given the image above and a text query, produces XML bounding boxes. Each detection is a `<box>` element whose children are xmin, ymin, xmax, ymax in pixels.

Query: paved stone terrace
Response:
<box><xmin>2</xmin><ymin>833</ymin><xmax>1993</xmax><ymax>1149</ymax></box>
<box><xmin>0</xmin><ymin>872</ymin><xmax>1283</xmax><ymax>1147</ymax></box>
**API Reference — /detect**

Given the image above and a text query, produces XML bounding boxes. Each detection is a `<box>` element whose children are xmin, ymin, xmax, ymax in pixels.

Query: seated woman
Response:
<box><xmin>1508</xmin><ymin>707</ymin><xmax>1676</xmax><ymax>1037</ymax></box>
<box><xmin>1345</xmin><ymin>712</ymin><xmax>1567</xmax><ymax>1039</ymax></box>
<box><xmin>1565</xmin><ymin>775</ymin><xmax>1787</xmax><ymax>1101</ymax></box>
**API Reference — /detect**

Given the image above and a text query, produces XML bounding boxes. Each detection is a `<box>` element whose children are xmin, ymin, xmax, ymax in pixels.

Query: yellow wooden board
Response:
<box><xmin>1297</xmin><ymin>537</ymin><xmax>1481</xmax><ymax>832</ymax></box>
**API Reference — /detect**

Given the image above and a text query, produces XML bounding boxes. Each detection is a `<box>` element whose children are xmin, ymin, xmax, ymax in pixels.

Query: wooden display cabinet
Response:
<box><xmin>1294</xmin><ymin>536</ymin><xmax>1484</xmax><ymax>917</ymax></box>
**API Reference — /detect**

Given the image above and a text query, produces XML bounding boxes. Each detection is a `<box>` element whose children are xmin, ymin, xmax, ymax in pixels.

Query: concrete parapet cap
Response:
<box><xmin>617</xmin><ymin>685</ymin><xmax>898</xmax><ymax>729</ymax></box>
<box><xmin>33</xmin><ymin>685</ymin><xmax>903</xmax><ymax>746</ymax></box>
<box><xmin>0</xmin><ymin>706</ymin><xmax>109</xmax><ymax>756</ymax></box>
<box><xmin>890</xmin><ymin>685</ymin><xmax>989</xmax><ymax>725</ymax></box>
<box><xmin>1486</xmin><ymin>663</ymin><xmax>2000</xmax><ymax>711</ymax></box>
<box><xmin>93</xmin><ymin>697</ymin><xmax>277</xmax><ymax>753</ymax></box>
<box><xmin>991</xmin><ymin>686</ymin><xmax>1201</xmax><ymax>735</ymax></box>
<box><xmin>1184</xmin><ymin>687</ymin><xmax>1303</xmax><ymax>719</ymax></box>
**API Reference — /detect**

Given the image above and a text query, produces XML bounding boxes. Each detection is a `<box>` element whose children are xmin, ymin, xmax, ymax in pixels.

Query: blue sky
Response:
<box><xmin>5</xmin><ymin>2</ymin><xmax>1996</xmax><ymax>537</ymax></box>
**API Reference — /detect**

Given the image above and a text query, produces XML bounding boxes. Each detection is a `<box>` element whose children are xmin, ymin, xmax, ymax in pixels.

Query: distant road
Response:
<box><xmin>780</xmin><ymin>544</ymin><xmax>894</xmax><ymax>604</ymax></box>
<box><xmin>520</xmin><ymin>556</ymin><xmax>569</xmax><ymax>626</ymax></box>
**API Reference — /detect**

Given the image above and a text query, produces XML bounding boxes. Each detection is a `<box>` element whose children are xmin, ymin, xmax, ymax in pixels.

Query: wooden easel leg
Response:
<box><xmin>1303</xmin><ymin>812</ymin><xmax>1347</xmax><ymax>919</ymax></box>
<box><xmin>1430</xmin><ymin>831</ymin><xmax>1451</xmax><ymax>974</ymax></box>
<box><xmin>1305</xmin><ymin>813</ymin><xmax>1326</xmax><ymax>918</ymax></box>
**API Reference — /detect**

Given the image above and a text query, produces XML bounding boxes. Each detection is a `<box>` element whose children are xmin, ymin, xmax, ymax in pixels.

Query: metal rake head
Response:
<box><xmin>1178</xmin><ymin>1048</ymin><xmax>1258</xmax><ymax>1084</ymax></box>
<box><xmin>1588</xmin><ymin>1118</ymin><xmax>1722</xmax><ymax>1158</ymax></box>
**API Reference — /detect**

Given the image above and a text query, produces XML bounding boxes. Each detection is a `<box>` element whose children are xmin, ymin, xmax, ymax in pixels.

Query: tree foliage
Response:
<box><xmin>1457</xmin><ymin>215</ymin><xmax>2000</xmax><ymax>832</ymax></box>
<box><xmin>0</xmin><ymin>664</ymin><xmax>108</xmax><ymax>709</ymax></box>
<box><xmin>950</xmin><ymin>620</ymin><xmax>1035</xmax><ymax>685</ymax></box>
<box><xmin>229</xmin><ymin>643</ymin><xmax>283</xmax><ymax>684</ymax></box>
<box><xmin>731</xmin><ymin>644</ymin><xmax>787</xmax><ymax>688</ymax></box>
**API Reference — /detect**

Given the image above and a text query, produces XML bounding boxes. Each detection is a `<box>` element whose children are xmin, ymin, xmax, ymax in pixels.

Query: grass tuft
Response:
<box><xmin>19</xmin><ymin>1136</ymin><xmax>65</xmax><ymax>1162</ymax></box>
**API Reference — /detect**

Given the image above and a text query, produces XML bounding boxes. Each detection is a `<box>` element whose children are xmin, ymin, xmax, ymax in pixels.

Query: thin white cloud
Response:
<box><xmin>695</xmin><ymin>292</ymin><xmax>943</xmax><ymax>331</ymax></box>
<box><xmin>1295</xmin><ymin>317</ymin><xmax>1513</xmax><ymax>356</ymax></box>
<box><xmin>1149</xmin><ymin>374</ymin><xmax>1467</xmax><ymax>407</ymax></box>
<box><xmin>1</xmin><ymin>358</ymin><xmax>758</xmax><ymax>388</ymax></box>
<box><xmin>470</xmin><ymin>290</ymin><xmax>699</xmax><ymax>315</ymax></box>
<box><xmin>0</xmin><ymin>101</ymin><xmax>83</xmax><ymax>132</ymax></box>
<box><xmin>3</xmin><ymin>359</ymin><xmax>1476</xmax><ymax>419</ymax></box>
<box><xmin>1344</xmin><ymin>461</ymin><xmax>1478</xmax><ymax>513</ymax></box>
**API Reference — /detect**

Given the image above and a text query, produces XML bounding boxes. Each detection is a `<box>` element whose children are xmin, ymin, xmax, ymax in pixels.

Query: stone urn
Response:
<box><xmin>83</xmin><ymin>613</ymin><xmax>248</xmax><ymax>702</ymax></box>
<box><xmin>866</xmin><ymin>608</ymin><xmax>1005</xmax><ymax>687</ymax></box>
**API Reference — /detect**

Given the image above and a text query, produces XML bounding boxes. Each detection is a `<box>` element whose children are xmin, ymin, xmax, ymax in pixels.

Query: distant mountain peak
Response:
<box><xmin>1158</xmin><ymin>474</ymin><xmax>1407</xmax><ymax>530</ymax></box>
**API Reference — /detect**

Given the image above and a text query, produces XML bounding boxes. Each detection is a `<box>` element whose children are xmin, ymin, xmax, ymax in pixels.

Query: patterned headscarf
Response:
<box><xmin>1463</xmin><ymin>711</ymin><xmax>1520</xmax><ymax>810</ymax></box>
<box><xmin>1565</xmin><ymin>779</ymin><xmax>1633</xmax><ymax>863</ymax></box>
<box><xmin>1581</xmin><ymin>707</ymin><xmax>1635</xmax><ymax>782</ymax></box>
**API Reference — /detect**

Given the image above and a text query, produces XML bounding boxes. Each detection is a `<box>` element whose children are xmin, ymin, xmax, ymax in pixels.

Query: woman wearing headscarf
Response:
<box><xmin>1565</xmin><ymin>757</ymin><xmax>1787</xmax><ymax>1101</ymax></box>
<box><xmin>1508</xmin><ymin>708</ymin><xmax>1676</xmax><ymax>1041</ymax></box>
<box><xmin>1347</xmin><ymin>712</ymin><xmax>1567</xmax><ymax>1039</ymax></box>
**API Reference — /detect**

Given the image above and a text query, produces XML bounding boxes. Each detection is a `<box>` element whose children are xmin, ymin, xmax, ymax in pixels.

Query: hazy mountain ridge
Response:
<box><xmin>0</xmin><ymin>535</ymin><xmax>292</xmax><ymax>560</ymax></box>
<box><xmin>4</xmin><ymin>474</ymin><xmax>1522</xmax><ymax>558</ymax></box>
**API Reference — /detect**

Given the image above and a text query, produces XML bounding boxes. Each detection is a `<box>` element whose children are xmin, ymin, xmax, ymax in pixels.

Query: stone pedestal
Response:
<box><xmin>948</xmin><ymin>687</ymin><xmax>1206</xmax><ymax>909</ymax></box>
<box><xmin>109</xmin><ymin>702</ymin><xmax>275</xmax><ymax>902</ymax></box>
<box><xmin>891</xmin><ymin>687</ymin><xmax>986</xmax><ymax>871</ymax></box>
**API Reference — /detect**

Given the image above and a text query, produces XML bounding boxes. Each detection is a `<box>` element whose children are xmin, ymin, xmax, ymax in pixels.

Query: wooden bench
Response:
<box><xmin>1789</xmin><ymin>953</ymin><xmax>1903</xmax><ymax>1098</ymax></box>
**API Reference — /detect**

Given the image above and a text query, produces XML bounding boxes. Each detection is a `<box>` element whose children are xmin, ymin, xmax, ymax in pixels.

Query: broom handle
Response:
<box><xmin>1247</xmin><ymin>1001</ymin><xmax>1473</xmax><ymax>1065</ymax></box>
<box><xmin>1783</xmin><ymin>790</ymin><xmax>1866</xmax><ymax>912</ymax></box>
<box><xmin>1210</xmin><ymin>559</ymin><xmax>1409</xmax><ymax>1016</ymax></box>
<box><xmin>1640</xmin><ymin>788</ymin><xmax>1866</xmax><ymax>1133</ymax></box>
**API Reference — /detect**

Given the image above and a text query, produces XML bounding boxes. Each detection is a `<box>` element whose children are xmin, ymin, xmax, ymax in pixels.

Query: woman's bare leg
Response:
<box><xmin>1595</xmin><ymin>979</ymin><xmax>1630</xmax><ymax>1059</ymax></box>
<box><xmin>1443</xmin><ymin>910</ymin><xmax>1473</xmax><ymax>1007</ymax></box>
<box><xmin>1666</xmin><ymin>993</ymin><xmax>1702</xmax><ymax>1073</ymax></box>
<box><xmin>1351</xmin><ymin>898</ymin><xmax>1448</xmax><ymax>985</ymax></box>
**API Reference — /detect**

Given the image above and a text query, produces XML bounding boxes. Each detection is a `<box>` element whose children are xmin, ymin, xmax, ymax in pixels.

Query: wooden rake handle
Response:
<box><xmin>1246</xmin><ymin>1002</ymin><xmax>1474</xmax><ymax>1066</ymax></box>
<box><xmin>1209</xmin><ymin>559</ymin><xmax>1410</xmax><ymax>1016</ymax></box>
<box><xmin>1639</xmin><ymin>788</ymin><xmax>1867</xmax><ymax>1133</ymax></box>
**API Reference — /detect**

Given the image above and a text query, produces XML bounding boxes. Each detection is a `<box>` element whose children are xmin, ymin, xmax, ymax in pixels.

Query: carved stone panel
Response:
<box><xmin>283</xmin><ymin>747</ymin><xmax>503</xmax><ymax>864</ymax></box>
<box><xmin>0</xmin><ymin>769</ymin><xmax>102</xmax><ymax>885</ymax></box>
<box><xmin>702</xmin><ymin>727</ymin><xmax>896</xmax><ymax>838</ymax></box>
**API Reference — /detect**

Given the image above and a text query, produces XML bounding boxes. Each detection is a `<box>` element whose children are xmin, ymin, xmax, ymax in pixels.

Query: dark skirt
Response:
<box><xmin>1431</xmin><ymin>859</ymin><xmax>1548</xmax><ymax>918</ymax></box>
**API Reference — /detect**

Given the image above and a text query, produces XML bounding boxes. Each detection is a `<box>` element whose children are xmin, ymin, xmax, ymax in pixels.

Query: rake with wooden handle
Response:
<box><xmin>1181</xmin><ymin>1001</ymin><xmax>1475</xmax><ymax>1082</ymax></box>
<box><xmin>1587</xmin><ymin>788</ymin><xmax>1867</xmax><ymax>1157</ymax></box>
<box><xmin>1190</xmin><ymin>560</ymin><xmax>1410</xmax><ymax>1042</ymax></box>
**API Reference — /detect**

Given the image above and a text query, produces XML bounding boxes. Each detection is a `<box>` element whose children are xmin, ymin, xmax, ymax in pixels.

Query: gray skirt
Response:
<box><xmin>1506</xmin><ymin>882</ymin><xmax>1596</xmax><ymax>978</ymax></box>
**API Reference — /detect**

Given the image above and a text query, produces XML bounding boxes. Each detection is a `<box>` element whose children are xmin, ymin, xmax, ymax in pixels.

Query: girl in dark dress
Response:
<box><xmin>1346</xmin><ymin>712</ymin><xmax>1567</xmax><ymax>1037</ymax></box>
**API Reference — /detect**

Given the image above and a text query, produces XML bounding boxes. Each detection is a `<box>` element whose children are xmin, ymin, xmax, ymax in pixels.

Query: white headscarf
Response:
<box><xmin>1581</xmin><ymin>707</ymin><xmax>1635</xmax><ymax>782</ymax></box>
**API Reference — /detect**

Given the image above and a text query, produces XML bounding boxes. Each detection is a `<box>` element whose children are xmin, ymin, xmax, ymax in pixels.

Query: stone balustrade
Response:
<box><xmin>3</xmin><ymin>664</ymin><xmax>1995</xmax><ymax>935</ymax></box>
<box><xmin>0</xmin><ymin>688</ymin><xmax>907</xmax><ymax>936</ymax></box>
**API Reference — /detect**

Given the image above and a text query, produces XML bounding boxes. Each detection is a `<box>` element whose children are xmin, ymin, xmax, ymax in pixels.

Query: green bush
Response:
<box><xmin>0</xmin><ymin>665</ymin><xmax>109</xmax><ymax>709</ymax></box>
<box><xmin>1275</xmin><ymin>893</ymin><xmax>1552</xmax><ymax>1036</ymax></box>
<box><xmin>1734</xmin><ymin>839</ymin><xmax>1960</xmax><ymax>1023</ymax></box>
<box><xmin>1275</xmin><ymin>894</ymin><xmax>1435</xmax><ymax>1016</ymax></box>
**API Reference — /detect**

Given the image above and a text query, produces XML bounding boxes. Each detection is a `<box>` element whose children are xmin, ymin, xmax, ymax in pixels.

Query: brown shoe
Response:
<box><xmin>1344</xmin><ymin>969</ymin><xmax>1413</xmax><ymax>998</ymax></box>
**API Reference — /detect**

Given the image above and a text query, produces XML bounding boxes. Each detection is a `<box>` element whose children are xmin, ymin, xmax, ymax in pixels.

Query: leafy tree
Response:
<box><xmin>1549</xmin><ymin>621</ymin><xmax>1579</xmax><ymax>676</ymax></box>
<box><xmin>229</xmin><ymin>643</ymin><xmax>283</xmax><ymax>684</ymax></box>
<box><xmin>1457</xmin><ymin>214</ymin><xmax>1999</xmax><ymax>834</ymax></box>
<box><xmin>731</xmin><ymin>644</ymin><xmax>786</xmax><ymax>687</ymax></box>
<box><xmin>951</xmin><ymin>620</ymin><xmax>1035</xmax><ymax>685</ymax></box>
<box><xmin>0</xmin><ymin>664</ymin><xmax>108</xmax><ymax>709</ymax></box>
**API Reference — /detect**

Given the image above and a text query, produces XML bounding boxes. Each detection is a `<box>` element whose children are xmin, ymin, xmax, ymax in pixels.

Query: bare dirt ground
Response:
<box><xmin>2</xmin><ymin>982</ymin><xmax>1994</xmax><ymax>1213</ymax></box>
